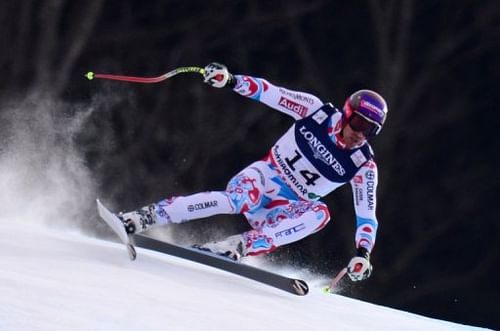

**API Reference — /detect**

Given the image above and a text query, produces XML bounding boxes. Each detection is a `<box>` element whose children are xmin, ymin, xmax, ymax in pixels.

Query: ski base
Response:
<box><xmin>96</xmin><ymin>199</ymin><xmax>137</xmax><ymax>260</ymax></box>
<box><xmin>134</xmin><ymin>234</ymin><xmax>309</xmax><ymax>296</ymax></box>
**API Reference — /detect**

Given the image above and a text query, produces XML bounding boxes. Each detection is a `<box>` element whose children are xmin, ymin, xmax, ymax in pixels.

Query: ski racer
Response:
<box><xmin>119</xmin><ymin>63</ymin><xmax>388</xmax><ymax>282</ymax></box>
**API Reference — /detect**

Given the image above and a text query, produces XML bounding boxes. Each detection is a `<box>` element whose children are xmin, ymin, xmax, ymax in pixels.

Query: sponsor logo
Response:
<box><xmin>355</xmin><ymin>187</ymin><xmax>364</xmax><ymax>206</ymax></box>
<box><xmin>312</xmin><ymin>110</ymin><xmax>328</xmax><ymax>124</ymax></box>
<box><xmin>298</xmin><ymin>126</ymin><xmax>346</xmax><ymax>176</ymax></box>
<box><xmin>279</xmin><ymin>88</ymin><xmax>315</xmax><ymax>105</ymax></box>
<box><xmin>353</xmin><ymin>175</ymin><xmax>363</xmax><ymax>184</ymax></box>
<box><xmin>350</xmin><ymin>150</ymin><xmax>367</xmax><ymax>167</ymax></box>
<box><xmin>360</xmin><ymin>99</ymin><xmax>384</xmax><ymax>117</ymax></box>
<box><xmin>365</xmin><ymin>170</ymin><xmax>375</xmax><ymax>210</ymax></box>
<box><xmin>275</xmin><ymin>223</ymin><xmax>306</xmax><ymax>238</ymax></box>
<box><xmin>365</xmin><ymin>170</ymin><xmax>375</xmax><ymax>181</ymax></box>
<box><xmin>307</xmin><ymin>192</ymin><xmax>321</xmax><ymax>200</ymax></box>
<box><xmin>273</xmin><ymin>145</ymin><xmax>308</xmax><ymax>196</ymax></box>
<box><xmin>279</xmin><ymin>96</ymin><xmax>308</xmax><ymax>117</ymax></box>
<box><xmin>187</xmin><ymin>201</ymin><xmax>218</xmax><ymax>212</ymax></box>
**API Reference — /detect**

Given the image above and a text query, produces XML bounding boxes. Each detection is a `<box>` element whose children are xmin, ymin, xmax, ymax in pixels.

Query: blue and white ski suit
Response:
<box><xmin>149</xmin><ymin>75</ymin><xmax>379</xmax><ymax>257</ymax></box>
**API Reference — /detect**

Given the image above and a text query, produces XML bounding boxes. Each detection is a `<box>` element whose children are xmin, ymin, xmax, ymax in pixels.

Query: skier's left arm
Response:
<box><xmin>202</xmin><ymin>62</ymin><xmax>324</xmax><ymax>119</ymax></box>
<box><xmin>346</xmin><ymin>160</ymin><xmax>379</xmax><ymax>281</ymax></box>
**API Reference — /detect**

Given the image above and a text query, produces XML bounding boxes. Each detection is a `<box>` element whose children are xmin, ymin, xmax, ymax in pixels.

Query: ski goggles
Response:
<box><xmin>348</xmin><ymin>112</ymin><xmax>381</xmax><ymax>137</ymax></box>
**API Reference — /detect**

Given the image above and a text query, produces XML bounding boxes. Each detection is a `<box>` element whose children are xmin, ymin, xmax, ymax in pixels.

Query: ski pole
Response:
<box><xmin>85</xmin><ymin>66</ymin><xmax>205</xmax><ymax>83</ymax></box>
<box><xmin>323</xmin><ymin>267</ymin><xmax>347</xmax><ymax>294</ymax></box>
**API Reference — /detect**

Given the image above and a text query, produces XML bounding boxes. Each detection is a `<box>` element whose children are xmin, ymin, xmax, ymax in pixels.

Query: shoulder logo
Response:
<box><xmin>278</xmin><ymin>96</ymin><xmax>308</xmax><ymax>117</ymax></box>
<box><xmin>350</xmin><ymin>149</ymin><xmax>367</xmax><ymax>167</ymax></box>
<box><xmin>312</xmin><ymin>110</ymin><xmax>328</xmax><ymax>124</ymax></box>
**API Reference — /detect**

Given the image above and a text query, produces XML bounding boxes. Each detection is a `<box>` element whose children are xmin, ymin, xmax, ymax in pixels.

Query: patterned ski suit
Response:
<box><xmin>147</xmin><ymin>75</ymin><xmax>379</xmax><ymax>257</ymax></box>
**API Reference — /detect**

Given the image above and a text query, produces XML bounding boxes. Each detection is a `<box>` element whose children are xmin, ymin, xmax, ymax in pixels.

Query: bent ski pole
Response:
<box><xmin>323</xmin><ymin>267</ymin><xmax>347</xmax><ymax>294</ymax></box>
<box><xmin>85</xmin><ymin>66</ymin><xmax>205</xmax><ymax>83</ymax></box>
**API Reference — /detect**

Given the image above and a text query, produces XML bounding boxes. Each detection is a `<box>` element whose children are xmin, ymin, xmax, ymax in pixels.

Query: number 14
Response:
<box><xmin>284</xmin><ymin>150</ymin><xmax>320</xmax><ymax>186</ymax></box>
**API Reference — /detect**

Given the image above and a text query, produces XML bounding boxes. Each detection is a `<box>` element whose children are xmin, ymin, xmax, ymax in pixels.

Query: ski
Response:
<box><xmin>96</xmin><ymin>199</ymin><xmax>137</xmax><ymax>260</ymax></box>
<box><xmin>134</xmin><ymin>234</ymin><xmax>309</xmax><ymax>296</ymax></box>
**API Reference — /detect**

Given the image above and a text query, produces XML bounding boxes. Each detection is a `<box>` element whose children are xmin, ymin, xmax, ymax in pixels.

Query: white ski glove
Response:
<box><xmin>203</xmin><ymin>62</ymin><xmax>235</xmax><ymax>88</ymax></box>
<box><xmin>347</xmin><ymin>247</ymin><xmax>373</xmax><ymax>281</ymax></box>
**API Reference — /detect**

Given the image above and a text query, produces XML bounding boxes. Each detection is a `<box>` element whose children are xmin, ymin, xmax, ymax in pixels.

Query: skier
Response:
<box><xmin>119</xmin><ymin>63</ymin><xmax>388</xmax><ymax>282</ymax></box>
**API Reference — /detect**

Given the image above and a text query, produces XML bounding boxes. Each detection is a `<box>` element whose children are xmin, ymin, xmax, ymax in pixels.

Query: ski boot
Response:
<box><xmin>118</xmin><ymin>204</ymin><xmax>158</xmax><ymax>234</ymax></box>
<box><xmin>193</xmin><ymin>234</ymin><xmax>245</xmax><ymax>261</ymax></box>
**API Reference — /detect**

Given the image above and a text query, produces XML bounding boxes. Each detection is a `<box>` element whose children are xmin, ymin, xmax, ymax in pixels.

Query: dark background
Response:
<box><xmin>1</xmin><ymin>1</ymin><xmax>499</xmax><ymax>329</ymax></box>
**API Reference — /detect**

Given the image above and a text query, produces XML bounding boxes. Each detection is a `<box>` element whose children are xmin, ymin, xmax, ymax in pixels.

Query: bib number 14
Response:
<box><xmin>285</xmin><ymin>150</ymin><xmax>320</xmax><ymax>186</ymax></box>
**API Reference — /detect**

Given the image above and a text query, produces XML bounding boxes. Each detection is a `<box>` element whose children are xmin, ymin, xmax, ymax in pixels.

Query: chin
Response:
<box><xmin>348</xmin><ymin>140</ymin><xmax>363</xmax><ymax>148</ymax></box>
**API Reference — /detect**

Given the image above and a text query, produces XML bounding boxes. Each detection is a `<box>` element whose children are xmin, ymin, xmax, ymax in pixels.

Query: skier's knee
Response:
<box><xmin>225</xmin><ymin>173</ymin><xmax>266</xmax><ymax>214</ymax></box>
<box><xmin>257</xmin><ymin>201</ymin><xmax>331</xmax><ymax>248</ymax></box>
<box><xmin>311</xmin><ymin>202</ymin><xmax>331</xmax><ymax>232</ymax></box>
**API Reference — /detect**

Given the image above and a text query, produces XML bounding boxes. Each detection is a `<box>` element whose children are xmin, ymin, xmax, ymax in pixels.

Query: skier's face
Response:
<box><xmin>343</xmin><ymin>123</ymin><xmax>367</xmax><ymax>148</ymax></box>
<box><xmin>348</xmin><ymin>113</ymin><xmax>380</xmax><ymax>137</ymax></box>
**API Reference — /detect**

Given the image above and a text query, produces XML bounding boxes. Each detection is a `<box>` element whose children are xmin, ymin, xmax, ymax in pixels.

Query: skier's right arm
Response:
<box><xmin>202</xmin><ymin>63</ymin><xmax>323</xmax><ymax>119</ymax></box>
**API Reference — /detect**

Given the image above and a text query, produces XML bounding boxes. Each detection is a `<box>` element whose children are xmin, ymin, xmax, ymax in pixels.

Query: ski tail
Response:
<box><xmin>96</xmin><ymin>199</ymin><xmax>137</xmax><ymax>260</ymax></box>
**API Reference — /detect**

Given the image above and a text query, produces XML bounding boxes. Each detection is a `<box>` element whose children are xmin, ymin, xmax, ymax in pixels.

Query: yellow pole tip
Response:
<box><xmin>85</xmin><ymin>72</ymin><xmax>95</xmax><ymax>80</ymax></box>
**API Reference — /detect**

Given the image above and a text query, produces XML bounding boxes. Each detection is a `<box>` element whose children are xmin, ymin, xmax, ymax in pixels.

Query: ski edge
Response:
<box><xmin>134</xmin><ymin>233</ymin><xmax>309</xmax><ymax>296</ymax></box>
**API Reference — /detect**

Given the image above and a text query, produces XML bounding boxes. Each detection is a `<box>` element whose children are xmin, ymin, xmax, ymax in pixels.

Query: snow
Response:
<box><xmin>0</xmin><ymin>220</ymin><xmax>490</xmax><ymax>331</ymax></box>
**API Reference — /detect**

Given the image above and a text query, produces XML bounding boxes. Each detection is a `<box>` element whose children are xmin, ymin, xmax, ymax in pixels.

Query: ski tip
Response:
<box><xmin>291</xmin><ymin>279</ymin><xmax>309</xmax><ymax>296</ymax></box>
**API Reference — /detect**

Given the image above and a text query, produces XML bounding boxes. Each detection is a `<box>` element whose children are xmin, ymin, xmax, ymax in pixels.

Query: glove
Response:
<box><xmin>347</xmin><ymin>247</ymin><xmax>373</xmax><ymax>281</ymax></box>
<box><xmin>203</xmin><ymin>62</ymin><xmax>235</xmax><ymax>88</ymax></box>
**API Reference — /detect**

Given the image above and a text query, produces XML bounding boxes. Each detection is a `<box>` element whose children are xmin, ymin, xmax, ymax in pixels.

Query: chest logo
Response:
<box><xmin>299</xmin><ymin>125</ymin><xmax>346</xmax><ymax>176</ymax></box>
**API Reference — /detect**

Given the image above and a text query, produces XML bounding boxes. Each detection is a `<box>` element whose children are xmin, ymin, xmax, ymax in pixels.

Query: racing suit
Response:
<box><xmin>131</xmin><ymin>75</ymin><xmax>379</xmax><ymax>257</ymax></box>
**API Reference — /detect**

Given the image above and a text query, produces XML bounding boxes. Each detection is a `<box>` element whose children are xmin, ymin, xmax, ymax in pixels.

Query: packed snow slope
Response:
<box><xmin>0</xmin><ymin>220</ymin><xmax>491</xmax><ymax>331</ymax></box>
